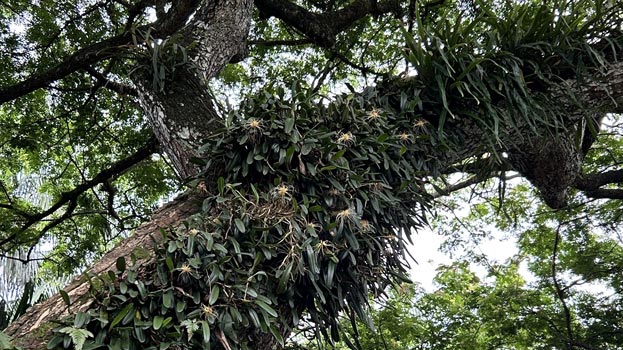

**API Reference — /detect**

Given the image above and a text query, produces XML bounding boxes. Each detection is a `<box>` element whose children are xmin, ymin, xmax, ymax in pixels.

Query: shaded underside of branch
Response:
<box><xmin>254</xmin><ymin>0</ymin><xmax>402</xmax><ymax>47</ymax></box>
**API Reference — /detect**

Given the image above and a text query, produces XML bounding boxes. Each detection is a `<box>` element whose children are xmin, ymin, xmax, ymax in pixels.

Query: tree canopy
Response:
<box><xmin>304</xmin><ymin>177</ymin><xmax>623</xmax><ymax>350</ymax></box>
<box><xmin>0</xmin><ymin>0</ymin><xmax>622</xmax><ymax>349</ymax></box>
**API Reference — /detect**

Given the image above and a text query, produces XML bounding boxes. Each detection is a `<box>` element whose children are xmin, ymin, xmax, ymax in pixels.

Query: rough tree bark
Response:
<box><xmin>134</xmin><ymin>0</ymin><xmax>254</xmax><ymax>179</ymax></box>
<box><xmin>3</xmin><ymin>1</ymin><xmax>623</xmax><ymax>350</ymax></box>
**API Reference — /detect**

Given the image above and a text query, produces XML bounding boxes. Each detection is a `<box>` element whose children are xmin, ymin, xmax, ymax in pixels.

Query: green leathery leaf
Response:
<box><xmin>119</xmin><ymin>281</ymin><xmax>128</xmax><ymax>294</ymax></box>
<box><xmin>269</xmin><ymin>323</ymin><xmax>285</xmax><ymax>346</ymax></box>
<box><xmin>153</xmin><ymin>315</ymin><xmax>164</xmax><ymax>330</ymax></box>
<box><xmin>284</xmin><ymin>117</ymin><xmax>295</xmax><ymax>133</ymax></box>
<box><xmin>47</xmin><ymin>335</ymin><xmax>64</xmax><ymax>349</ymax></box>
<box><xmin>201</xmin><ymin>321</ymin><xmax>211</xmax><ymax>346</ymax></box>
<box><xmin>248</xmin><ymin>308</ymin><xmax>261</xmax><ymax>328</ymax></box>
<box><xmin>115</xmin><ymin>257</ymin><xmax>126</xmax><ymax>272</ymax></box>
<box><xmin>325</xmin><ymin>260</ymin><xmax>337</xmax><ymax>288</ymax></box>
<box><xmin>217</xmin><ymin>177</ymin><xmax>225</xmax><ymax>195</ymax></box>
<box><xmin>74</xmin><ymin>312</ymin><xmax>89</xmax><ymax>328</ymax></box>
<box><xmin>134</xmin><ymin>326</ymin><xmax>146</xmax><ymax>343</ymax></box>
<box><xmin>234</xmin><ymin>218</ymin><xmax>246</xmax><ymax>233</ymax></box>
<box><xmin>254</xmin><ymin>300</ymin><xmax>278</xmax><ymax>318</ymax></box>
<box><xmin>59</xmin><ymin>290</ymin><xmax>71</xmax><ymax>308</ymax></box>
<box><xmin>165</xmin><ymin>257</ymin><xmax>174</xmax><ymax>271</ymax></box>
<box><xmin>277</xmin><ymin>263</ymin><xmax>293</xmax><ymax>293</ymax></box>
<box><xmin>208</xmin><ymin>285</ymin><xmax>220</xmax><ymax>305</ymax></box>
<box><xmin>162</xmin><ymin>290</ymin><xmax>174</xmax><ymax>309</ymax></box>
<box><xmin>109</xmin><ymin>303</ymin><xmax>134</xmax><ymax>330</ymax></box>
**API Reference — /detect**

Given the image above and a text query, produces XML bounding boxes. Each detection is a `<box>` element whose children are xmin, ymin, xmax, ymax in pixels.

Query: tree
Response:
<box><xmin>308</xmin><ymin>177</ymin><xmax>623</xmax><ymax>350</ymax></box>
<box><xmin>0</xmin><ymin>0</ymin><xmax>622</xmax><ymax>349</ymax></box>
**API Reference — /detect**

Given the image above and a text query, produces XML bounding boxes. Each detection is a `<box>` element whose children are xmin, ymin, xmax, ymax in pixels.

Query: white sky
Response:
<box><xmin>408</xmin><ymin>228</ymin><xmax>522</xmax><ymax>290</ymax></box>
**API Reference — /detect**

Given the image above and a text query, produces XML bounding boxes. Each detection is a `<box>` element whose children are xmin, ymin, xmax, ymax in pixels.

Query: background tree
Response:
<box><xmin>0</xmin><ymin>0</ymin><xmax>622</xmax><ymax>349</ymax></box>
<box><xmin>308</xmin><ymin>172</ymin><xmax>623</xmax><ymax>350</ymax></box>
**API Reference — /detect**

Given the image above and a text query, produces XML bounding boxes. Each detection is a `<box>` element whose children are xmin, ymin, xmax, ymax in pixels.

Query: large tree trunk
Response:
<box><xmin>135</xmin><ymin>0</ymin><xmax>253</xmax><ymax>180</ymax></box>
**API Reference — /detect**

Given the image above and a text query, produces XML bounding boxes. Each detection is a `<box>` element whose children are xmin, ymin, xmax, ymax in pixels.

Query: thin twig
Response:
<box><xmin>551</xmin><ymin>225</ymin><xmax>574</xmax><ymax>349</ymax></box>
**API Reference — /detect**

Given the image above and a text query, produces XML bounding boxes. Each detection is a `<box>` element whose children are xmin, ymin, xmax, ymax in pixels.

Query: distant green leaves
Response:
<box><xmin>0</xmin><ymin>0</ymin><xmax>175</xmax><ymax>276</ymax></box>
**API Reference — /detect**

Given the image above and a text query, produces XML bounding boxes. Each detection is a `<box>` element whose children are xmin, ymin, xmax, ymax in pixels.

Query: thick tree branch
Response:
<box><xmin>254</xmin><ymin>0</ymin><xmax>402</xmax><ymax>47</ymax></box>
<box><xmin>0</xmin><ymin>137</ymin><xmax>159</xmax><ymax>251</ymax></box>
<box><xmin>432</xmin><ymin>174</ymin><xmax>489</xmax><ymax>198</ymax></box>
<box><xmin>5</xmin><ymin>5</ymin><xmax>623</xmax><ymax>349</ymax></box>
<box><xmin>575</xmin><ymin>169</ymin><xmax>623</xmax><ymax>190</ymax></box>
<box><xmin>439</xmin><ymin>61</ymin><xmax>623</xmax><ymax>208</ymax></box>
<box><xmin>249</xmin><ymin>38</ymin><xmax>313</xmax><ymax>47</ymax></box>
<box><xmin>133</xmin><ymin>0</ymin><xmax>253</xmax><ymax>179</ymax></box>
<box><xmin>0</xmin><ymin>0</ymin><xmax>199</xmax><ymax>105</ymax></box>
<box><xmin>0</xmin><ymin>36</ymin><xmax>130</xmax><ymax>105</ymax></box>
<box><xmin>432</xmin><ymin>173</ymin><xmax>521</xmax><ymax>198</ymax></box>
<box><xmin>580</xmin><ymin>188</ymin><xmax>623</xmax><ymax>200</ymax></box>
<box><xmin>85</xmin><ymin>67</ymin><xmax>138</xmax><ymax>97</ymax></box>
<box><xmin>573</xmin><ymin>169</ymin><xmax>623</xmax><ymax>200</ymax></box>
<box><xmin>0</xmin><ymin>203</ymin><xmax>33</xmax><ymax>221</ymax></box>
